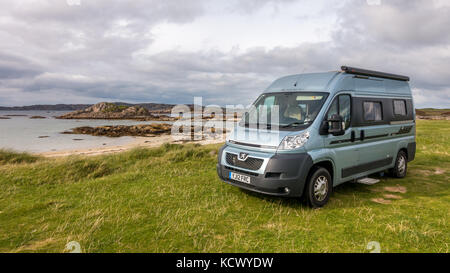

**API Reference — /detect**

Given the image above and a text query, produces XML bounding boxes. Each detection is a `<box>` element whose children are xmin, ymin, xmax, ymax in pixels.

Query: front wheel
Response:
<box><xmin>391</xmin><ymin>150</ymin><xmax>408</xmax><ymax>178</ymax></box>
<box><xmin>304</xmin><ymin>167</ymin><xmax>332</xmax><ymax>208</ymax></box>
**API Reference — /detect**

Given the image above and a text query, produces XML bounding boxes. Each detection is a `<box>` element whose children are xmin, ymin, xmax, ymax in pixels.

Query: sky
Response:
<box><xmin>0</xmin><ymin>0</ymin><xmax>449</xmax><ymax>108</ymax></box>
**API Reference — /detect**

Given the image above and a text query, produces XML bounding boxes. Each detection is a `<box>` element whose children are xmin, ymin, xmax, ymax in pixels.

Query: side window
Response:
<box><xmin>327</xmin><ymin>99</ymin><xmax>338</xmax><ymax>120</ymax></box>
<box><xmin>326</xmin><ymin>94</ymin><xmax>352</xmax><ymax>129</ymax></box>
<box><xmin>364</xmin><ymin>101</ymin><xmax>383</xmax><ymax>121</ymax></box>
<box><xmin>393</xmin><ymin>100</ymin><xmax>407</xmax><ymax>116</ymax></box>
<box><xmin>263</xmin><ymin>96</ymin><xmax>275</xmax><ymax>107</ymax></box>
<box><xmin>339</xmin><ymin>95</ymin><xmax>351</xmax><ymax>129</ymax></box>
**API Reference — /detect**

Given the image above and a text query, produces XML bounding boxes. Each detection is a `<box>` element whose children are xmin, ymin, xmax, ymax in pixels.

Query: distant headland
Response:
<box><xmin>0</xmin><ymin>102</ymin><xmax>177</xmax><ymax>113</ymax></box>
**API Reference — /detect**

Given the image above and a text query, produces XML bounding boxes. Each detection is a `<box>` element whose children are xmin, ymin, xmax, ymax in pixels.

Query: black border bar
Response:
<box><xmin>0</xmin><ymin>253</ymin><xmax>447</xmax><ymax>272</ymax></box>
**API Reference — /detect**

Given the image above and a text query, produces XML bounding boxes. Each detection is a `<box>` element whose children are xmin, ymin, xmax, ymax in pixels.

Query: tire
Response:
<box><xmin>391</xmin><ymin>150</ymin><xmax>408</xmax><ymax>178</ymax></box>
<box><xmin>304</xmin><ymin>167</ymin><xmax>332</xmax><ymax>208</ymax></box>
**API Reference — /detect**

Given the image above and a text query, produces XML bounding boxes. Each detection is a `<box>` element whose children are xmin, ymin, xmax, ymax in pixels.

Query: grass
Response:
<box><xmin>0</xmin><ymin>120</ymin><xmax>448</xmax><ymax>253</ymax></box>
<box><xmin>0</xmin><ymin>150</ymin><xmax>40</xmax><ymax>165</ymax></box>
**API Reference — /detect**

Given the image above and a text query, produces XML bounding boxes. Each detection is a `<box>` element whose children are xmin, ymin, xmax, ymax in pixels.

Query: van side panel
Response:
<box><xmin>312</xmin><ymin>75</ymin><xmax>415</xmax><ymax>185</ymax></box>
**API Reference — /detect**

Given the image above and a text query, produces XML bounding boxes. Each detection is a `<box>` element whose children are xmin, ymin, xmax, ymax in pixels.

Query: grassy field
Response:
<box><xmin>0</xmin><ymin>120</ymin><xmax>448</xmax><ymax>253</ymax></box>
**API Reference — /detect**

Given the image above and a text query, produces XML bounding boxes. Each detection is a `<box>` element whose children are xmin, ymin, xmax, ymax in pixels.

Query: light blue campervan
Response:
<box><xmin>217</xmin><ymin>66</ymin><xmax>416</xmax><ymax>207</ymax></box>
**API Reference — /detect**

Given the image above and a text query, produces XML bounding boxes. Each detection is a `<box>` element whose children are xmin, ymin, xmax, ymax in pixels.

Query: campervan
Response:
<box><xmin>217</xmin><ymin>66</ymin><xmax>416</xmax><ymax>207</ymax></box>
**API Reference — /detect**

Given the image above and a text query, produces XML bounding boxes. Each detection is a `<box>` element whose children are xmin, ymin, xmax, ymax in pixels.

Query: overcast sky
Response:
<box><xmin>0</xmin><ymin>0</ymin><xmax>449</xmax><ymax>108</ymax></box>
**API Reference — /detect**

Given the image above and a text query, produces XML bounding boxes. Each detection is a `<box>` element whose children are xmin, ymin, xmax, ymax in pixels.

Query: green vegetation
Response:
<box><xmin>101</xmin><ymin>103</ymin><xmax>129</xmax><ymax>113</ymax></box>
<box><xmin>0</xmin><ymin>149</ymin><xmax>40</xmax><ymax>164</ymax></box>
<box><xmin>0</xmin><ymin>120</ymin><xmax>448</xmax><ymax>253</ymax></box>
<box><xmin>416</xmin><ymin>108</ymin><xmax>450</xmax><ymax>117</ymax></box>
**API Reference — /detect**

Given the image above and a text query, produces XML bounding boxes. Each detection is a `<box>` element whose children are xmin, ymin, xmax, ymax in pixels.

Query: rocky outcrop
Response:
<box><xmin>62</xmin><ymin>123</ymin><xmax>228</xmax><ymax>138</ymax></box>
<box><xmin>56</xmin><ymin>102</ymin><xmax>176</xmax><ymax>121</ymax></box>
<box><xmin>62</xmin><ymin>123</ymin><xmax>173</xmax><ymax>137</ymax></box>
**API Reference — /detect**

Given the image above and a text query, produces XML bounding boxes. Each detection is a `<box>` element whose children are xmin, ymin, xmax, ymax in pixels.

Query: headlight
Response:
<box><xmin>278</xmin><ymin>131</ymin><xmax>310</xmax><ymax>150</ymax></box>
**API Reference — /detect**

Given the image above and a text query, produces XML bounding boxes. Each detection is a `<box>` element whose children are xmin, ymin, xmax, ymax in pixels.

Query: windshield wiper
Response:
<box><xmin>281</xmin><ymin>122</ymin><xmax>305</xmax><ymax>128</ymax></box>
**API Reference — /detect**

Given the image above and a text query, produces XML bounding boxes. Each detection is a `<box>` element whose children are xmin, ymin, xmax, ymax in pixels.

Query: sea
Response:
<box><xmin>0</xmin><ymin>111</ymin><xmax>169</xmax><ymax>153</ymax></box>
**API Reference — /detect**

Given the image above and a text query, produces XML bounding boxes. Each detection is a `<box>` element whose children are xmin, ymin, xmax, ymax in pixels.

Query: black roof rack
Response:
<box><xmin>341</xmin><ymin>66</ymin><xmax>410</xmax><ymax>82</ymax></box>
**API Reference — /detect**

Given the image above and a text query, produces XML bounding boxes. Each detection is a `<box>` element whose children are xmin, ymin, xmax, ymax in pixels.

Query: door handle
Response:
<box><xmin>360</xmin><ymin>130</ymin><xmax>365</xmax><ymax>141</ymax></box>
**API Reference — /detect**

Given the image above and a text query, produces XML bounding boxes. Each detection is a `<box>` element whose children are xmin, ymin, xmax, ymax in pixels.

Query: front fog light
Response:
<box><xmin>278</xmin><ymin>131</ymin><xmax>310</xmax><ymax>150</ymax></box>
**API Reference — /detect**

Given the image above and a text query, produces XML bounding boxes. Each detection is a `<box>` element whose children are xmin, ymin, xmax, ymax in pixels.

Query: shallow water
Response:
<box><xmin>0</xmin><ymin>111</ymin><xmax>169</xmax><ymax>153</ymax></box>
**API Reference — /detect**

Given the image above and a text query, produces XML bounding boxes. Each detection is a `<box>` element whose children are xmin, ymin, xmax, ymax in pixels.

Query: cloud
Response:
<box><xmin>0</xmin><ymin>0</ymin><xmax>449</xmax><ymax>108</ymax></box>
<box><xmin>337</xmin><ymin>0</ymin><xmax>450</xmax><ymax>47</ymax></box>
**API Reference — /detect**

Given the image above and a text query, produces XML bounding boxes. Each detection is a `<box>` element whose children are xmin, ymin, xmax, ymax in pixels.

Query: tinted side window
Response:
<box><xmin>364</xmin><ymin>101</ymin><xmax>382</xmax><ymax>121</ymax></box>
<box><xmin>393</xmin><ymin>100</ymin><xmax>406</xmax><ymax>116</ymax></box>
<box><xmin>326</xmin><ymin>94</ymin><xmax>351</xmax><ymax>129</ymax></box>
<box><xmin>339</xmin><ymin>95</ymin><xmax>351</xmax><ymax>129</ymax></box>
<box><xmin>327</xmin><ymin>99</ymin><xmax>338</xmax><ymax>120</ymax></box>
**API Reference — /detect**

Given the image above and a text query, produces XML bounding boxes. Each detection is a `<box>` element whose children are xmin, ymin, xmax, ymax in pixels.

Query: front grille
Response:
<box><xmin>225</xmin><ymin>153</ymin><xmax>264</xmax><ymax>171</ymax></box>
<box><xmin>225</xmin><ymin>166</ymin><xmax>259</xmax><ymax>177</ymax></box>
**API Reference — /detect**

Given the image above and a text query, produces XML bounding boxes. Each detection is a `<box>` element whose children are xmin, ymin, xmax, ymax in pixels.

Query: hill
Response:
<box><xmin>416</xmin><ymin>108</ymin><xmax>450</xmax><ymax>120</ymax></box>
<box><xmin>0</xmin><ymin>102</ymin><xmax>177</xmax><ymax>113</ymax></box>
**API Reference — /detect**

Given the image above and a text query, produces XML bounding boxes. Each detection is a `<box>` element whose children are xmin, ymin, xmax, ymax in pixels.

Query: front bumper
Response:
<box><xmin>216</xmin><ymin>144</ymin><xmax>313</xmax><ymax>197</ymax></box>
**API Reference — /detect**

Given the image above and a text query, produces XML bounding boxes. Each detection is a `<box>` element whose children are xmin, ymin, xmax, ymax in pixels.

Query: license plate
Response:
<box><xmin>229</xmin><ymin>172</ymin><xmax>251</xmax><ymax>184</ymax></box>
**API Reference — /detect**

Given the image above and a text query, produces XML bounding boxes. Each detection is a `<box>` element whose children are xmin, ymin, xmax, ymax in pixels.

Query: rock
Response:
<box><xmin>38</xmin><ymin>136</ymin><xmax>49</xmax><ymax>138</ymax></box>
<box><xmin>371</xmin><ymin>198</ymin><xmax>392</xmax><ymax>205</ymax></box>
<box><xmin>30</xmin><ymin>116</ymin><xmax>47</xmax><ymax>119</ymax></box>
<box><xmin>0</xmin><ymin>117</ymin><xmax>11</xmax><ymax>119</ymax></box>
<box><xmin>62</xmin><ymin>122</ymin><xmax>229</xmax><ymax>138</ymax></box>
<box><xmin>56</xmin><ymin>102</ymin><xmax>177</xmax><ymax>121</ymax></box>
<box><xmin>63</xmin><ymin>123</ymin><xmax>173</xmax><ymax>137</ymax></box>
<box><xmin>383</xmin><ymin>186</ymin><xmax>407</xmax><ymax>194</ymax></box>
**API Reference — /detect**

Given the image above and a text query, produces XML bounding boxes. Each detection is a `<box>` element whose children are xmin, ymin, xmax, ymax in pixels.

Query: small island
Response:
<box><xmin>62</xmin><ymin>123</ymin><xmax>173</xmax><ymax>137</ymax></box>
<box><xmin>56</xmin><ymin>102</ymin><xmax>177</xmax><ymax>121</ymax></box>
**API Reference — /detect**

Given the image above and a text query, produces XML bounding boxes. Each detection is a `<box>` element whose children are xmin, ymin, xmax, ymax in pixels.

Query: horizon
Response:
<box><xmin>0</xmin><ymin>101</ymin><xmax>449</xmax><ymax>110</ymax></box>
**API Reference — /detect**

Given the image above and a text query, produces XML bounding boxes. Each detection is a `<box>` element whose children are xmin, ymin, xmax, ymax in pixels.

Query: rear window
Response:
<box><xmin>363</xmin><ymin>101</ymin><xmax>383</xmax><ymax>121</ymax></box>
<box><xmin>393</xmin><ymin>100</ymin><xmax>407</xmax><ymax>116</ymax></box>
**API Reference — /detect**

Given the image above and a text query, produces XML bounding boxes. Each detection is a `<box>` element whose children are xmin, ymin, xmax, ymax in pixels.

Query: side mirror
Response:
<box><xmin>328</xmin><ymin>114</ymin><xmax>345</xmax><ymax>136</ymax></box>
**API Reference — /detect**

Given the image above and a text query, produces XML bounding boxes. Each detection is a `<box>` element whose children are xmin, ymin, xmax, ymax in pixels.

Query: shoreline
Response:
<box><xmin>39</xmin><ymin>135</ymin><xmax>225</xmax><ymax>157</ymax></box>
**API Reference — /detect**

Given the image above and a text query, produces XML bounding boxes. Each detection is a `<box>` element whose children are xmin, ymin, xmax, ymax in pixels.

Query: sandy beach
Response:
<box><xmin>39</xmin><ymin>135</ymin><xmax>226</xmax><ymax>157</ymax></box>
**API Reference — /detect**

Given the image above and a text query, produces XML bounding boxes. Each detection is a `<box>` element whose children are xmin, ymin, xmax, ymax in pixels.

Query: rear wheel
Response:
<box><xmin>391</xmin><ymin>150</ymin><xmax>408</xmax><ymax>178</ymax></box>
<box><xmin>304</xmin><ymin>167</ymin><xmax>332</xmax><ymax>208</ymax></box>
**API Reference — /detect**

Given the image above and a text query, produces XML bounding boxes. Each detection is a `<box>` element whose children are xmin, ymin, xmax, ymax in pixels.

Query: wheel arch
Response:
<box><xmin>399</xmin><ymin>147</ymin><xmax>408</xmax><ymax>160</ymax></box>
<box><xmin>310</xmin><ymin>159</ymin><xmax>335</xmax><ymax>186</ymax></box>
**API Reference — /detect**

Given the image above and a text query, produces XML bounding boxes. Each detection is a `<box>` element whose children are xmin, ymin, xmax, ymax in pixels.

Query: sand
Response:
<box><xmin>39</xmin><ymin>135</ymin><xmax>226</xmax><ymax>157</ymax></box>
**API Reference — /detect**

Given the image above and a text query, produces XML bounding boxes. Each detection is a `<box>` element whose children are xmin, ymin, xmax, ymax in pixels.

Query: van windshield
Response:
<box><xmin>241</xmin><ymin>92</ymin><xmax>328</xmax><ymax>130</ymax></box>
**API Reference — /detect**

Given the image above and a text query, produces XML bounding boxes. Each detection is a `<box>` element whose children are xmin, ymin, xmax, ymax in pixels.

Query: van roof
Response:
<box><xmin>264</xmin><ymin>69</ymin><xmax>411</xmax><ymax>96</ymax></box>
<box><xmin>264</xmin><ymin>72</ymin><xmax>340</xmax><ymax>93</ymax></box>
